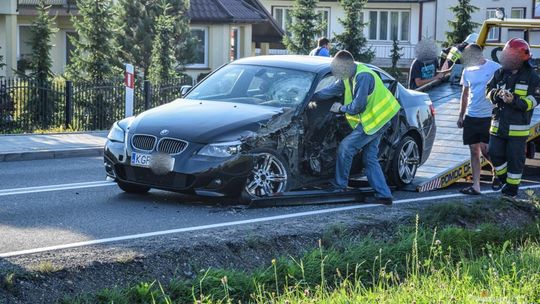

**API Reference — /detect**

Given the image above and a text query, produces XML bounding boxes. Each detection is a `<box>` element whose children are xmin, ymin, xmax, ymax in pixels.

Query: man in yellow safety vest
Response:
<box><xmin>313</xmin><ymin>50</ymin><xmax>401</xmax><ymax>205</ymax></box>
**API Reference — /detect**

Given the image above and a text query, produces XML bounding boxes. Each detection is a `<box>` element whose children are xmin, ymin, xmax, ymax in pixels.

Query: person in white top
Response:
<box><xmin>457</xmin><ymin>43</ymin><xmax>501</xmax><ymax>195</ymax></box>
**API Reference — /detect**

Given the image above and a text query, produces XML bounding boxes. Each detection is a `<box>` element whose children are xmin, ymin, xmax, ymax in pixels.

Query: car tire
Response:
<box><xmin>388</xmin><ymin>136</ymin><xmax>420</xmax><ymax>188</ymax></box>
<box><xmin>117</xmin><ymin>180</ymin><xmax>151</xmax><ymax>194</ymax></box>
<box><xmin>240</xmin><ymin>148</ymin><xmax>293</xmax><ymax>203</ymax></box>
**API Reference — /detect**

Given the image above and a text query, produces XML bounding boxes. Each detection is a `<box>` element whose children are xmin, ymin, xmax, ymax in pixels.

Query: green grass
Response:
<box><xmin>62</xmin><ymin>216</ymin><xmax>540</xmax><ymax>304</ymax></box>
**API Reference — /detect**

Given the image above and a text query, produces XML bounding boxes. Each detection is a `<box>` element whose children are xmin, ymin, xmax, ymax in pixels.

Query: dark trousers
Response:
<box><xmin>489</xmin><ymin>135</ymin><xmax>527</xmax><ymax>196</ymax></box>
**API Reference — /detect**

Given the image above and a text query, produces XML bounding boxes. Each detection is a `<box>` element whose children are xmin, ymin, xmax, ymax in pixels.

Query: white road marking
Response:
<box><xmin>0</xmin><ymin>181</ymin><xmax>115</xmax><ymax>197</ymax></box>
<box><xmin>1</xmin><ymin>183</ymin><xmax>539</xmax><ymax>258</ymax></box>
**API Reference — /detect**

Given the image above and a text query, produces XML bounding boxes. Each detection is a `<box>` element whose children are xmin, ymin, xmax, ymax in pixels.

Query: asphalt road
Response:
<box><xmin>1</xmin><ymin>155</ymin><xmax>539</xmax><ymax>256</ymax></box>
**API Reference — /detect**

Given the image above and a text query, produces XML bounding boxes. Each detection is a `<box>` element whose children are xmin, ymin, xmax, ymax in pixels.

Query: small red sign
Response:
<box><xmin>124</xmin><ymin>71</ymin><xmax>134</xmax><ymax>89</ymax></box>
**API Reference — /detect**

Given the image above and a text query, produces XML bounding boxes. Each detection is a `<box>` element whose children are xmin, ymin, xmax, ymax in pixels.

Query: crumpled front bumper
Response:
<box><xmin>104</xmin><ymin>140</ymin><xmax>254</xmax><ymax>197</ymax></box>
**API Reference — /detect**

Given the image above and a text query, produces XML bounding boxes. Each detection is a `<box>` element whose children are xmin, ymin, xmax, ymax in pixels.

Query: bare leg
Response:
<box><xmin>470</xmin><ymin>143</ymin><xmax>482</xmax><ymax>192</ymax></box>
<box><xmin>480</xmin><ymin>142</ymin><xmax>495</xmax><ymax>178</ymax></box>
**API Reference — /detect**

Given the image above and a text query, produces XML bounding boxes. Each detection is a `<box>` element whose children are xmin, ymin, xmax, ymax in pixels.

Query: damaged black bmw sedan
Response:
<box><xmin>104</xmin><ymin>55</ymin><xmax>436</xmax><ymax>199</ymax></box>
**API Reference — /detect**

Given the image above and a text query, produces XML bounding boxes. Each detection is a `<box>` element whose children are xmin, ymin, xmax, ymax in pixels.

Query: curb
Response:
<box><xmin>0</xmin><ymin>147</ymin><xmax>104</xmax><ymax>162</ymax></box>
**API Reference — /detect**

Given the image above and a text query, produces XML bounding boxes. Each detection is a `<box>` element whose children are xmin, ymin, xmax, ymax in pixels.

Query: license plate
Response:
<box><xmin>131</xmin><ymin>152</ymin><xmax>151</xmax><ymax>168</ymax></box>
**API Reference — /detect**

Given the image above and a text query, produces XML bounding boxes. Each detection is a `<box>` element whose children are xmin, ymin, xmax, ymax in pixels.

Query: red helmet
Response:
<box><xmin>502</xmin><ymin>38</ymin><xmax>531</xmax><ymax>61</ymax></box>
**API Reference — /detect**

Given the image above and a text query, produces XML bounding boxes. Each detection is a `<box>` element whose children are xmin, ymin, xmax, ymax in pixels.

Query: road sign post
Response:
<box><xmin>124</xmin><ymin>63</ymin><xmax>134</xmax><ymax>117</ymax></box>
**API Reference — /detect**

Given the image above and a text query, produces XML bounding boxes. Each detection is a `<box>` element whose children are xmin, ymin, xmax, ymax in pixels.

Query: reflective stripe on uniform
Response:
<box><xmin>509</xmin><ymin>124</ymin><xmax>530</xmax><ymax>130</ymax></box>
<box><xmin>508</xmin><ymin>124</ymin><xmax>530</xmax><ymax>137</ymax></box>
<box><xmin>490</xmin><ymin>121</ymin><xmax>499</xmax><ymax>134</ymax></box>
<box><xmin>495</xmin><ymin>162</ymin><xmax>508</xmax><ymax>176</ymax></box>
<box><xmin>515</xmin><ymin>84</ymin><xmax>528</xmax><ymax>97</ymax></box>
<box><xmin>506</xmin><ymin>173</ymin><xmax>522</xmax><ymax>185</ymax></box>
<box><xmin>521</xmin><ymin>95</ymin><xmax>538</xmax><ymax>111</ymax></box>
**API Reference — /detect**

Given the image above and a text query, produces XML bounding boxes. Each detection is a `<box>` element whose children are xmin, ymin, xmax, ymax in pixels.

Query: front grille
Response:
<box><xmin>132</xmin><ymin>135</ymin><xmax>156</xmax><ymax>151</ymax></box>
<box><xmin>158</xmin><ymin>138</ymin><xmax>188</xmax><ymax>155</ymax></box>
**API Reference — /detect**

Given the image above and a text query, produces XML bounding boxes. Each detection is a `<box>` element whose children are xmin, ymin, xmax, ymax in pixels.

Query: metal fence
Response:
<box><xmin>0</xmin><ymin>75</ymin><xmax>192</xmax><ymax>134</ymax></box>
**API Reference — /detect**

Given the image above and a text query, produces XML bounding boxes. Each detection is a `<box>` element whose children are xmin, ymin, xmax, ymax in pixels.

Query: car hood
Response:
<box><xmin>129</xmin><ymin>99</ymin><xmax>286</xmax><ymax>143</ymax></box>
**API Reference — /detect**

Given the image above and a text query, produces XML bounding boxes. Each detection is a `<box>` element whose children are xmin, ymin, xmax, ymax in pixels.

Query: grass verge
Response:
<box><xmin>62</xmin><ymin>212</ymin><xmax>540</xmax><ymax>304</ymax></box>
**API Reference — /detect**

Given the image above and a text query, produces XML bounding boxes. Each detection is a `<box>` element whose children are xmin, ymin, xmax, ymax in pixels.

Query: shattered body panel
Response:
<box><xmin>104</xmin><ymin>56</ymin><xmax>436</xmax><ymax>198</ymax></box>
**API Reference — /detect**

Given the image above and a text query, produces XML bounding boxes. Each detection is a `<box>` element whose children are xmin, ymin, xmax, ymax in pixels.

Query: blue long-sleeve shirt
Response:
<box><xmin>313</xmin><ymin>69</ymin><xmax>375</xmax><ymax>115</ymax></box>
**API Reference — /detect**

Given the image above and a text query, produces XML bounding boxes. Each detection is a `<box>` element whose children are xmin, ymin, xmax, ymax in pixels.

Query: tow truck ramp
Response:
<box><xmin>412</xmin><ymin>83</ymin><xmax>540</xmax><ymax>192</ymax></box>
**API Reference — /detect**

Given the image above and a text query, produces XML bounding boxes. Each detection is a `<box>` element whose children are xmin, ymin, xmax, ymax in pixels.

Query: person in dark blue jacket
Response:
<box><xmin>309</xmin><ymin>37</ymin><xmax>331</xmax><ymax>57</ymax></box>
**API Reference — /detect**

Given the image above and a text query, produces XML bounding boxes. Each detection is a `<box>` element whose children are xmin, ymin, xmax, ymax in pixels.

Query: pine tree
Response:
<box><xmin>30</xmin><ymin>0</ymin><xmax>57</xmax><ymax>83</ymax></box>
<box><xmin>27</xmin><ymin>0</ymin><xmax>58</xmax><ymax>129</ymax></box>
<box><xmin>115</xmin><ymin>0</ymin><xmax>195</xmax><ymax>77</ymax></box>
<box><xmin>68</xmin><ymin>0</ymin><xmax>119</xmax><ymax>81</ymax></box>
<box><xmin>389</xmin><ymin>39</ymin><xmax>403</xmax><ymax>78</ymax></box>
<box><xmin>148</xmin><ymin>9</ymin><xmax>176</xmax><ymax>85</ymax></box>
<box><xmin>283</xmin><ymin>0</ymin><xmax>326</xmax><ymax>54</ymax></box>
<box><xmin>333</xmin><ymin>0</ymin><xmax>374</xmax><ymax>63</ymax></box>
<box><xmin>445</xmin><ymin>0</ymin><xmax>480</xmax><ymax>47</ymax></box>
<box><xmin>68</xmin><ymin>0</ymin><xmax>119</xmax><ymax>130</ymax></box>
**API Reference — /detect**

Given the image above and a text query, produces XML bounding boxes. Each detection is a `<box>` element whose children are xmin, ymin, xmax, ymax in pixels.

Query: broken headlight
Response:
<box><xmin>197</xmin><ymin>141</ymin><xmax>242</xmax><ymax>157</ymax></box>
<box><xmin>107</xmin><ymin>122</ymin><xmax>125</xmax><ymax>143</ymax></box>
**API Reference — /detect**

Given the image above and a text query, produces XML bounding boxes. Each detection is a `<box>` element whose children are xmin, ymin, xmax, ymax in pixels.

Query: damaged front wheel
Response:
<box><xmin>242</xmin><ymin>149</ymin><xmax>291</xmax><ymax>201</ymax></box>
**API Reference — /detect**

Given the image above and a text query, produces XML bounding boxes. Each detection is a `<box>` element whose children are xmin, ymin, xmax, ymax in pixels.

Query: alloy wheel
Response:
<box><xmin>398</xmin><ymin>139</ymin><xmax>420</xmax><ymax>184</ymax></box>
<box><xmin>245</xmin><ymin>153</ymin><xmax>288</xmax><ymax>197</ymax></box>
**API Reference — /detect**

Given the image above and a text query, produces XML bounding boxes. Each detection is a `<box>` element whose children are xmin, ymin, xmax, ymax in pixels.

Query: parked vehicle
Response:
<box><xmin>104</xmin><ymin>55</ymin><xmax>436</xmax><ymax>199</ymax></box>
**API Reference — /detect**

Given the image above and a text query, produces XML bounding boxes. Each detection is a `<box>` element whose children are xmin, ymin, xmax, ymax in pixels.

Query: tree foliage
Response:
<box><xmin>115</xmin><ymin>0</ymin><xmax>195</xmax><ymax>77</ymax></box>
<box><xmin>0</xmin><ymin>46</ymin><xmax>5</xmax><ymax>70</ymax></box>
<box><xmin>333</xmin><ymin>0</ymin><xmax>373</xmax><ymax>63</ymax></box>
<box><xmin>389</xmin><ymin>39</ymin><xmax>403</xmax><ymax>78</ymax></box>
<box><xmin>283</xmin><ymin>0</ymin><xmax>326</xmax><ymax>54</ymax></box>
<box><xmin>30</xmin><ymin>0</ymin><xmax>57</xmax><ymax>82</ymax></box>
<box><xmin>148</xmin><ymin>7</ymin><xmax>176</xmax><ymax>85</ymax></box>
<box><xmin>67</xmin><ymin>0</ymin><xmax>119</xmax><ymax>81</ymax></box>
<box><xmin>445</xmin><ymin>0</ymin><xmax>480</xmax><ymax>47</ymax></box>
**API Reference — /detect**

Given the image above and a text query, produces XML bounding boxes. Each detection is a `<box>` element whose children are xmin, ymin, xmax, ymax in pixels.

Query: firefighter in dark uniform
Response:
<box><xmin>486</xmin><ymin>38</ymin><xmax>540</xmax><ymax>199</ymax></box>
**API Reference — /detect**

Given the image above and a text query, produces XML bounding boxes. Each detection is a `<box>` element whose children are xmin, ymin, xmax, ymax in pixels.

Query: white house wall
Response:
<box><xmin>435</xmin><ymin>0</ymin><xmax>533</xmax><ymax>42</ymax></box>
<box><xmin>0</xmin><ymin>0</ymin><xmax>18</xmax><ymax>78</ymax></box>
<box><xmin>184</xmin><ymin>24</ymin><xmax>253</xmax><ymax>83</ymax></box>
<box><xmin>261</xmin><ymin>0</ymin><xmax>419</xmax><ymax>42</ymax></box>
<box><xmin>260</xmin><ymin>0</ymin><xmax>420</xmax><ymax>62</ymax></box>
<box><xmin>435</xmin><ymin>0</ymin><xmax>536</xmax><ymax>57</ymax></box>
<box><xmin>421</xmin><ymin>1</ymin><xmax>437</xmax><ymax>40</ymax></box>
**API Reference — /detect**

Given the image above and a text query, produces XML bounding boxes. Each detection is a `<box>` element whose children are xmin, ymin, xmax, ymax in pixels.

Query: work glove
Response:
<box><xmin>498</xmin><ymin>89</ymin><xmax>514</xmax><ymax>104</ymax></box>
<box><xmin>330</xmin><ymin>102</ymin><xmax>342</xmax><ymax>113</ymax></box>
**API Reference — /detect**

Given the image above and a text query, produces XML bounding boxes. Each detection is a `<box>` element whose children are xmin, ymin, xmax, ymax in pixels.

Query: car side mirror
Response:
<box><xmin>180</xmin><ymin>85</ymin><xmax>193</xmax><ymax>97</ymax></box>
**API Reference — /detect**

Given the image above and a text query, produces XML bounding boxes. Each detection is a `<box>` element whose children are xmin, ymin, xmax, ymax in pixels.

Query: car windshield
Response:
<box><xmin>185</xmin><ymin>64</ymin><xmax>316</xmax><ymax>108</ymax></box>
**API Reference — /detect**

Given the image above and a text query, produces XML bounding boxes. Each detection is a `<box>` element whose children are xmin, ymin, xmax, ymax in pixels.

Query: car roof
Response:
<box><xmin>232</xmin><ymin>55</ymin><xmax>332</xmax><ymax>73</ymax></box>
<box><xmin>232</xmin><ymin>55</ymin><xmax>389</xmax><ymax>78</ymax></box>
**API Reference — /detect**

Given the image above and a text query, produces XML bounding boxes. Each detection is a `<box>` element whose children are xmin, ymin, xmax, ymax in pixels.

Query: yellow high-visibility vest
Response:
<box><xmin>343</xmin><ymin>64</ymin><xmax>401</xmax><ymax>135</ymax></box>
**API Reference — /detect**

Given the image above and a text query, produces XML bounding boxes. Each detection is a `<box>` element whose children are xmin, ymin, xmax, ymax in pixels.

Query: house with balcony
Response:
<box><xmin>259</xmin><ymin>0</ymin><xmax>537</xmax><ymax>66</ymax></box>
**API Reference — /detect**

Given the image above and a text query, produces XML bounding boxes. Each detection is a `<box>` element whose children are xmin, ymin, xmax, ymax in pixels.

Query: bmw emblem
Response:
<box><xmin>160</xmin><ymin>129</ymin><xmax>169</xmax><ymax>136</ymax></box>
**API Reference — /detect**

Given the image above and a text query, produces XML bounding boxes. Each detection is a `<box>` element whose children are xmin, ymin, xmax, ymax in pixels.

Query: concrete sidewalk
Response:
<box><xmin>0</xmin><ymin>132</ymin><xmax>107</xmax><ymax>162</ymax></box>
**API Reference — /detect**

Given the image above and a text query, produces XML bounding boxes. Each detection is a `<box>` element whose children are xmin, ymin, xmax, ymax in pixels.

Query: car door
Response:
<box><xmin>301</xmin><ymin>74</ymin><xmax>352</xmax><ymax>178</ymax></box>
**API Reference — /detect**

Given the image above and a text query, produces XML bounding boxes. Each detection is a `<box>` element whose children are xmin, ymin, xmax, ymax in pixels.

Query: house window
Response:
<box><xmin>368</xmin><ymin>10</ymin><xmax>410</xmax><ymax>41</ymax></box>
<box><xmin>230</xmin><ymin>28</ymin><xmax>240</xmax><ymax>61</ymax></box>
<box><xmin>510</xmin><ymin>7</ymin><xmax>525</xmax><ymax>19</ymax></box>
<box><xmin>272</xmin><ymin>6</ymin><xmax>330</xmax><ymax>38</ymax></box>
<box><xmin>486</xmin><ymin>9</ymin><xmax>500</xmax><ymax>41</ymax></box>
<box><xmin>17</xmin><ymin>25</ymin><xmax>33</xmax><ymax>60</ymax></box>
<box><xmin>17</xmin><ymin>25</ymin><xmax>33</xmax><ymax>72</ymax></box>
<box><xmin>189</xmin><ymin>27</ymin><xmax>208</xmax><ymax>68</ymax></box>
<box><xmin>66</xmin><ymin>31</ymin><xmax>78</xmax><ymax>66</ymax></box>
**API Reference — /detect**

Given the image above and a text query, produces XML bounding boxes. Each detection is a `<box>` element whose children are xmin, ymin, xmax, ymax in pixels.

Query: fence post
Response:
<box><xmin>144</xmin><ymin>80</ymin><xmax>151</xmax><ymax>110</ymax></box>
<box><xmin>65</xmin><ymin>80</ymin><xmax>73</xmax><ymax>129</ymax></box>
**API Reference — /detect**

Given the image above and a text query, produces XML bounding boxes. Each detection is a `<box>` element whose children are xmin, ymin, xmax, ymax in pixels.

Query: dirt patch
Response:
<box><xmin>1</xmin><ymin>196</ymin><xmax>538</xmax><ymax>303</ymax></box>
